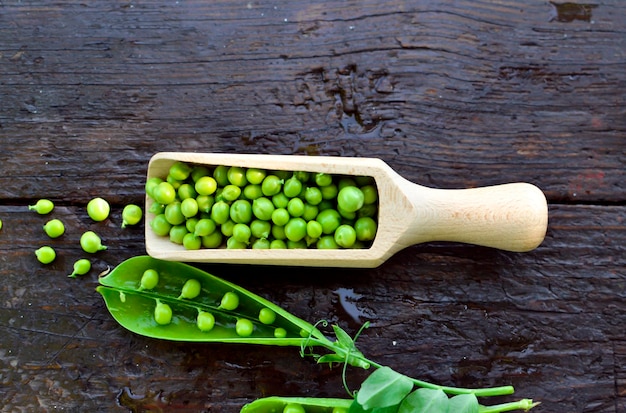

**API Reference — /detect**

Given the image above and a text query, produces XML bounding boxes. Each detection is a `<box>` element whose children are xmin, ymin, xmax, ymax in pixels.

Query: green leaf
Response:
<box><xmin>333</xmin><ymin>324</ymin><xmax>355</xmax><ymax>349</ymax></box>
<box><xmin>398</xmin><ymin>388</ymin><xmax>448</xmax><ymax>413</ymax></box>
<box><xmin>356</xmin><ymin>366</ymin><xmax>413</xmax><ymax>410</ymax></box>
<box><xmin>447</xmin><ymin>394</ymin><xmax>478</xmax><ymax>413</ymax></box>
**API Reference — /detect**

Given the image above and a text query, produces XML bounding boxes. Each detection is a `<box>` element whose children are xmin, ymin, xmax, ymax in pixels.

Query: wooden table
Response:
<box><xmin>1</xmin><ymin>1</ymin><xmax>624</xmax><ymax>412</ymax></box>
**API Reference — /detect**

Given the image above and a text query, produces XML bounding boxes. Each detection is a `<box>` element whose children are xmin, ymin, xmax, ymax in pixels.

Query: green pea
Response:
<box><xmin>316</xmin><ymin>209</ymin><xmax>341</xmax><ymax>234</ymax></box>
<box><xmin>287</xmin><ymin>239</ymin><xmax>307</xmax><ymax>249</ymax></box>
<box><xmin>169</xmin><ymin>161</ymin><xmax>192</xmax><ymax>181</ymax></box>
<box><xmin>150</xmin><ymin>214</ymin><xmax>172</xmax><ymax>236</ymax></box>
<box><xmin>183</xmin><ymin>233</ymin><xmax>202</xmax><ymax>250</ymax></box>
<box><xmin>177</xmin><ymin>183</ymin><xmax>197</xmax><ymax>200</ymax></box>
<box><xmin>271</xmin><ymin>192</ymin><xmax>289</xmax><ymax>208</ymax></box>
<box><xmin>121</xmin><ymin>204</ymin><xmax>143</xmax><ymax>228</ymax></box>
<box><xmin>145</xmin><ymin>177</ymin><xmax>164</xmax><ymax>199</ymax></box>
<box><xmin>68</xmin><ymin>258</ymin><xmax>91</xmax><ymax>278</ymax></box>
<box><xmin>196</xmin><ymin>195</ymin><xmax>215</xmax><ymax>213</ymax></box>
<box><xmin>287</xmin><ymin>197</ymin><xmax>305</xmax><ymax>217</ymax></box>
<box><xmin>302</xmin><ymin>203</ymin><xmax>319</xmax><ymax>221</ymax></box>
<box><xmin>250</xmin><ymin>219</ymin><xmax>271</xmax><ymax>239</ymax></box>
<box><xmin>197</xmin><ymin>311</ymin><xmax>215</xmax><ymax>332</ymax></box>
<box><xmin>220</xmin><ymin>291</ymin><xmax>239</xmax><ymax>310</ymax></box>
<box><xmin>148</xmin><ymin>202</ymin><xmax>165</xmax><ymax>215</ymax></box>
<box><xmin>337</xmin><ymin>186</ymin><xmax>364</xmax><ymax>213</ymax></box>
<box><xmin>219</xmin><ymin>184</ymin><xmax>241</xmax><ymax>202</ymax></box>
<box><xmin>252</xmin><ymin>197</ymin><xmax>275</xmax><ymax>221</ymax></box>
<box><xmin>29</xmin><ymin>199</ymin><xmax>54</xmax><ymax>215</ymax></box>
<box><xmin>294</xmin><ymin>171</ymin><xmax>310</xmax><ymax>182</ymax></box>
<box><xmin>306</xmin><ymin>220</ymin><xmax>323</xmax><ymax>239</ymax></box>
<box><xmin>169</xmin><ymin>225</ymin><xmax>188</xmax><ymax>244</ymax></box>
<box><xmin>213</xmin><ymin>165</ymin><xmax>230</xmax><ymax>186</ymax></box>
<box><xmin>283</xmin><ymin>176</ymin><xmax>302</xmax><ymax>198</ymax></box>
<box><xmin>245</xmin><ymin>168</ymin><xmax>267</xmax><ymax>185</ymax></box>
<box><xmin>227</xmin><ymin>166</ymin><xmax>248</xmax><ymax>187</ymax></box>
<box><xmin>191</xmin><ymin>165</ymin><xmax>211</xmax><ymax>182</ymax></box>
<box><xmin>360</xmin><ymin>184</ymin><xmax>378</xmax><ymax>205</ymax></box>
<box><xmin>226</xmin><ymin>236</ymin><xmax>247</xmax><ymax>249</ymax></box>
<box><xmin>357</xmin><ymin>203</ymin><xmax>378</xmax><ymax>218</ymax></box>
<box><xmin>338</xmin><ymin>177</ymin><xmax>357</xmax><ymax>190</ymax></box>
<box><xmin>337</xmin><ymin>204</ymin><xmax>356</xmax><ymax>220</ymax></box>
<box><xmin>315</xmin><ymin>172</ymin><xmax>333</xmax><ymax>187</ymax></box>
<box><xmin>201</xmin><ymin>231</ymin><xmax>223</xmax><ymax>248</ymax></box>
<box><xmin>220</xmin><ymin>219</ymin><xmax>236</xmax><ymax>237</ymax></box>
<box><xmin>35</xmin><ymin>246</ymin><xmax>56</xmax><ymax>264</ymax></box>
<box><xmin>180</xmin><ymin>198</ymin><xmax>199</xmax><ymax>218</ymax></box>
<box><xmin>332</xmin><ymin>408</ymin><xmax>348</xmax><ymax>413</ymax></box>
<box><xmin>194</xmin><ymin>218</ymin><xmax>216</xmax><ymax>237</ymax></box>
<box><xmin>259</xmin><ymin>308</ymin><xmax>277</xmax><ymax>325</ymax></box>
<box><xmin>195</xmin><ymin>176</ymin><xmax>218</xmax><ymax>196</ymax></box>
<box><xmin>80</xmin><ymin>231</ymin><xmax>107</xmax><ymax>253</ymax></box>
<box><xmin>334</xmin><ymin>224</ymin><xmax>356</xmax><ymax>248</ymax></box>
<box><xmin>210</xmin><ymin>201</ymin><xmax>230</xmax><ymax>225</ymax></box>
<box><xmin>355</xmin><ymin>216</ymin><xmax>377</xmax><ymax>241</ymax></box>
<box><xmin>235</xmin><ymin>318</ymin><xmax>254</xmax><ymax>337</ymax></box>
<box><xmin>43</xmin><ymin>219</ymin><xmax>65</xmax><ymax>238</ymax></box>
<box><xmin>274</xmin><ymin>327</ymin><xmax>287</xmax><ymax>338</ymax></box>
<box><xmin>270</xmin><ymin>239</ymin><xmax>287</xmax><ymax>249</ymax></box>
<box><xmin>230</xmin><ymin>199</ymin><xmax>252</xmax><ymax>224</ymax></box>
<box><xmin>271</xmin><ymin>225</ymin><xmax>286</xmax><ymax>240</ymax></box>
<box><xmin>320</xmin><ymin>183</ymin><xmax>338</xmax><ymax>200</ymax></box>
<box><xmin>87</xmin><ymin>197</ymin><xmax>110</xmax><ymax>222</ymax></box>
<box><xmin>271</xmin><ymin>208</ymin><xmax>290</xmax><ymax>226</ymax></box>
<box><xmin>316</xmin><ymin>235</ymin><xmax>338</xmax><ymax>249</ymax></box>
<box><xmin>243</xmin><ymin>184</ymin><xmax>263</xmax><ymax>200</ymax></box>
<box><xmin>140</xmin><ymin>269</ymin><xmax>159</xmax><ymax>290</ymax></box>
<box><xmin>261</xmin><ymin>175</ymin><xmax>282</xmax><ymax>196</ymax></box>
<box><xmin>179</xmin><ymin>279</ymin><xmax>201</xmax><ymax>299</ymax></box>
<box><xmin>285</xmin><ymin>217</ymin><xmax>307</xmax><ymax>242</ymax></box>
<box><xmin>252</xmin><ymin>238</ymin><xmax>271</xmax><ymax>249</ymax></box>
<box><xmin>154</xmin><ymin>300</ymin><xmax>173</xmax><ymax>325</ymax></box>
<box><xmin>185</xmin><ymin>217</ymin><xmax>199</xmax><ymax>233</ymax></box>
<box><xmin>0</xmin><ymin>219</ymin><xmax>3</xmax><ymax>231</ymax></box>
<box><xmin>164</xmin><ymin>202</ymin><xmax>185</xmax><ymax>225</ymax></box>
<box><xmin>232</xmin><ymin>223</ymin><xmax>252</xmax><ymax>243</ymax></box>
<box><xmin>153</xmin><ymin>182</ymin><xmax>177</xmax><ymax>205</ymax></box>
<box><xmin>304</xmin><ymin>187</ymin><xmax>323</xmax><ymax>205</ymax></box>
<box><xmin>283</xmin><ymin>403</ymin><xmax>306</xmax><ymax>413</ymax></box>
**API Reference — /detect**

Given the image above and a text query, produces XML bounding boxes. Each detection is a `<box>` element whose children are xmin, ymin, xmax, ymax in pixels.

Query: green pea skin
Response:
<box><xmin>197</xmin><ymin>311</ymin><xmax>215</xmax><ymax>332</ymax></box>
<box><xmin>29</xmin><ymin>199</ymin><xmax>54</xmax><ymax>215</ymax></box>
<box><xmin>43</xmin><ymin>219</ymin><xmax>65</xmax><ymax>238</ymax></box>
<box><xmin>261</xmin><ymin>175</ymin><xmax>282</xmax><ymax>196</ymax></box>
<box><xmin>271</xmin><ymin>208</ymin><xmax>290</xmax><ymax>226</ymax></box>
<box><xmin>194</xmin><ymin>218</ymin><xmax>216</xmax><ymax>237</ymax></box>
<box><xmin>283</xmin><ymin>176</ymin><xmax>302</xmax><ymax>198</ymax></box>
<box><xmin>164</xmin><ymin>202</ymin><xmax>185</xmax><ymax>225</ymax></box>
<box><xmin>337</xmin><ymin>186</ymin><xmax>364</xmax><ymax>213</ymax></box>
<box><xmin>220</xmin><ymin>291</ymin><xmax>239</xmax><ymax>310</ymax></box>
<box><xmin>169</xmin><ymin>161</ymin><xmax>192</xmax><ymax>181</ymax></box>
<box><xmin>145</xmin><ymin>177</ymin><xmax>163</xmax><ymax>199</ymax></box>
<box><xmin>210</xmin><ymin>201</ymin><xmax>230</xmax><ymax>225</ymax></box>
<box><xmin>213</xmin><ymin>165</ymin><xmax>230</xmax><ymax>186</ymax></box>
<box><xmin>227</xmin><ymin>166</ymin><xmax>248</xmax><ymax>187</ymax></box>
<box><xmin>304</xmin><ymin>187</ymin><xmax>323</xmax><ymax>205</ymax></box>
<box><xmin>202</xmin><ymin>231</ymin><xmax>223</xmax><ymax>248</ymax></box>
<box><xmin>35</xmin><ymin>246</ymin><xmax>56</xmax><ymax>264</ymax></box>
<box><xmin>181</xmin><ymin>198</ymin><xmax>199</xmax><ymax>218</ymax></box>
<box><xmin>68</xmin><ymin>258</ymin><xmax>91</xmax><ymax>278</ymax></box>
<box><xmin>177</xmin><ymin>183</ymin><xmax>197</xmax><ymax>200</ymax></box>
<box><xmin>195</xmin><ymin>176</ymin><xmax>218</xmax><ymax>196</ymax></box>
<box><xmin>191</xmin><ymin>165</ymin><xmax>210</xmax><ymax>182</ymax></box>
<box><xmin>232</xmin><ymin>223</ymin><xmax>252</xmax><ymax>243</ymax></box>
<box><xmin>354</xmin><ymin>216</ymin><xmax>377</xmax><ymax>241</ymax></box>
<box><xmin>154</xmin><ymin>300</ymin><xmax>173</xmax><ymax>325</ymax></box>
<box><xmin>226</xmin><ymin>236</ymin><xmax>247</xmax><ymax>249</ymax></box>
<box><xmin>287</xmin><ymin>197</ymin><xmax>305</xmax><ymax>217</ymax></box>
<box><xmin>0</xmin><ymin>219</ymin><xmax>3</xmax><ymax>231</ymax></box>
<box><xmin>235</xmin><ymin>318</ymin><xmax>254</xmax><ymax>337</ymax></box>
<box><xmin>230</xmin><ymin>199</ymin><xmax>252</xmax><ymax>224</ymax></box>
<box><xmin>179</xmin><ymin>279</ymin><xmax>201</xmax><ymax>299</ymax></box>
<box><xmin>153</xmin><ymin>182</ymin><xmax>177</xmax><ymax>205</ymax></box>
<box><xmin>220</xmin><ymin>184</ymin><xmax>241</xmax><ymax>202</ymax></box>
<box><xmin>169</xmin><ymin>225</ymin><xmax>188</xmax><ymax>245</ymax></box>
<box><xmin>250</xmin><ymin>219</ymin><xmax>271</xmax><ymax>239</ymax></box>
<box><xmin>259</xmin><ymin>307</ymin><xmax>277</xmax><ymax>325</ymax></box>
<box><xmin>316</xmin><ymin>209</ymin><xmax>341</xmax><ymax>234</ymax></box>
<box><xmin>285</xmin><ymin>217</ymin><xmax>307</xmax><ymax>242</ymax></box>
<box><xmin>334</xmin><ymin>224</ymin><xmax>357</xmax><ymax>248</ymax></box>
<box><xmin>252</xmin><ymin>197</ymin><xmax>275</xmax><ymax>221</ymax></box>
<box><xmin>183</xmin><ymin>233</ymin><xmax>202</xmax><ymax>250</ymax></box>
<box><xmin>140</xmin><ymin>269</ymin><xmax>159</xmax><ymax>290</ymax></box>
<box><xmin>150</xmin><ymin>214</ymin><xmax>172</xmax><ymax>236</ymax></box>
<box><xmin>121</xmin><ymin>204</ymin><xmax>143</xmax><ymax>228</ymax></box>
<box><xmin>245</xmin><ymin>168</ymin><xmax>267</xmax><ymax>185</ymax></box>
<box><xmin>243</xmin><ymin>184</ymin><xmax>263</xmax><ymax>200</ymax></box>
<box><xmin>87</xmin><ymin>197</ymin><xmax>111</xmax><ymax>222</ymax></box>
<box><xmin>80</xmin><ymin>231</ymin><xmax>107</xmax><ymax>253</ymax></box>
<box><xmin>270</xmin><ymin>239</ymin><xmax>287</xmax><ymax>249</ymax></box>
<box><xmin>316</xmin><ymin>235</ymin><xmax>338</xmax><ymax>249</ymax></box>
<box><xmin>252</xmin><ymin>238</ymin><xmax>271</xmax><ymax>249</ymax></box>
<box><xmin>274</xmin><ymin>327</ymin><xmax>287</xmax><ymax>338</ymax></box>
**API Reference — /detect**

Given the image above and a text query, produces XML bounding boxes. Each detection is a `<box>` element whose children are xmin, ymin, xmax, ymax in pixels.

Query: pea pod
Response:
<box><xmin>240</xmin><ymin>397</ymin><xmax>352</xmax><ymax>413</ymax></box>
<box><xmin>96</xmin><ymin>256</ymin><xmax>331</xmax><ymax>346</ymax></box>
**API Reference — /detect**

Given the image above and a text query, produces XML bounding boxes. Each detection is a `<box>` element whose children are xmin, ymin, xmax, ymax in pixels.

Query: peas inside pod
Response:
<box><xmin>146</xmin><ymin>161</ymin><xmax>379</xmax><ymax>250</ymax></box>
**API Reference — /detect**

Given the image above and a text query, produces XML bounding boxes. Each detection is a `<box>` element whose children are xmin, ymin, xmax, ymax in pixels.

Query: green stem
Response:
<box><xmin>479</xmin><ymin>399</ymin><xmax>540</xmax><ymax>413</ymax></box>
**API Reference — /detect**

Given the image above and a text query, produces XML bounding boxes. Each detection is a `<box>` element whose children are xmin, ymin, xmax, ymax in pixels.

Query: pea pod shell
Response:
<box><xmin>97</xmin><ymin>256</ymin><xmax>328</xmax><ymax>345</ymax></box>
<box><xmin>240</xmin><ymin>396</ymin><xmax>353</xmax><ymax>413</ymax></box>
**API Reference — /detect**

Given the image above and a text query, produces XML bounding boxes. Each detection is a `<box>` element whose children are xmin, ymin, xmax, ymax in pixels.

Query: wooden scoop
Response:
<box><xmin>145</xmin><ymin>152</ymin><xmax>548</xmax><ymax>268</ymax></box>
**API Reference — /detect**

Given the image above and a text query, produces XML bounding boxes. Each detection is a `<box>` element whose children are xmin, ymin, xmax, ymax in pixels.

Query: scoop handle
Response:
<box><xmin>406</xmin><ymin>182</ymin><xmax>548</xmax><ymax>252</ymax></box>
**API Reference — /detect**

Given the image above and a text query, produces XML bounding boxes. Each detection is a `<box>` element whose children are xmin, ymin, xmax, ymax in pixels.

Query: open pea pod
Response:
<box><xmin>97</xmin><ymin>256</ymin><xmax>330</xmax><ymax>346</ymax></box>
<box><xmin>240</xmin><ymin>396</ymin><xmax>353</xmax><ymax>413</ymax></box>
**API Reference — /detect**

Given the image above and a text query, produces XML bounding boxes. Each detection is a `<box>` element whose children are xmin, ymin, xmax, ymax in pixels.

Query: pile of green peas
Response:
<box><xmin>141</xmin><ymin>268</ymin><xmax>289</xmax><ymax>338</ymax></box>
<box><xmin>146</xmin><ymin>161</ymin><xmax>378</xmax><ymax>250</ymax></box>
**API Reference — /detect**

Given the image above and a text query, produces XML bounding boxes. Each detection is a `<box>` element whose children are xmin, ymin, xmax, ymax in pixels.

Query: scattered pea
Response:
<box><xmin>87</xmin><ymin>197</ymin><xmax>110</xmax><ymax>222</ymax></box>
<box><xmin>80</xmin><ymin>231</ymin><xmax>107</xmax><ymax>253</ymax></box>
<box><xmin>154</xmin><ymin>300</ymin><xmax>173</xmax><ymax>325</ymax></box>
<box><xmin>68</xmin><ymin>258</ymin><xmax>91</xmax><ymax>278</ymax></box>
<box><xmin>179</xmin><ymin>279</ymin><xmax>201</xmax><ymax>299</ymax></box>
<box><xmin>121</xmin><ymin>204</ymin><xmax>143</xmax><ymax>228</ymax></box>
<box><xmin>140</xmin><ymin>269</ymin><xmax>159</xmax><ymax>290</ymax></box>
<box><xmin>235</xmin><ymin>318</ymin><xmax>254</xmax><ymax>337</ymax></box>
<box><xmin>29</xmin><ymin>199</ymin><xmax>54</xmax><ymax>215</ymax></box>
<box><xmin>35</xmin><ymin>246</ymin><xmax>56</xmax><ymax>264</ymax></box>
<box><xmin>220</xmin><ymin>291</ymin><xmax>239</xmax><ymax>311</ymax></box>
<box><xmin>43</xmin><ymin>219</ymin><xmax>65</xmax><ymax>238</ymax></box>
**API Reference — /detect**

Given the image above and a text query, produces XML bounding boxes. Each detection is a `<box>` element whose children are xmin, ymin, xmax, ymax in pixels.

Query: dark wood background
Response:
<box><xmin>1</xmin><ymin>1</ymin><xmax>624</xmax><ymax>412</ymax></box>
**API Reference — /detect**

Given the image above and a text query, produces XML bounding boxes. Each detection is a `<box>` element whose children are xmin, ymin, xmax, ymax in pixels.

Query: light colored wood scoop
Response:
<box><xmin>145</xmin><ymin>152</ymin><xmax>548</xmax><ymax>268</ymax></box>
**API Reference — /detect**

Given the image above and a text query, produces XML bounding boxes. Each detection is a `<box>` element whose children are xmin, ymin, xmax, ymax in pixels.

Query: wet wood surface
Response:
<box><xmin>1</xmin><ymin>1</ymin><xmax>624</xmax><ymax>412</ymax></box>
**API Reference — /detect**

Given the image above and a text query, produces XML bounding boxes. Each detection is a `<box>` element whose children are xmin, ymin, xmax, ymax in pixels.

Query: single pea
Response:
<box><xmin>191</xmin><ymin>165</ymin><xmax>211</xmax><ymax>182</ymax></box>
<box><xmin>284</xmin><ymin>217</ymin><xmax>307</xmax><ymax>242</ymax></box>
<box><xmin>271</xmin><ymin>192</ymin><xmax>289</xmax><ymax>208</ymax></box>
<box><xmin>220</xmin><ymin>291</ymin><xmax>239</xmax><ymax>311</ymax></box>
<box><xmin>35</xmin><ymin>246</ymin><xmax>56</xmax><ymax>264</ymax></box>
<box><xmin>194</xmin><ymin>218</ymin><xmax>216</xmax><ymax>237</ymax></box>
<box><xmin>317</xmin><ymin>235</ymin><xmax>338</xmax><ymax>249</ymax></box>
<box><xmin>252</xmin><ymin>238</ymin><xmax>271</xmax><ymax>249</ymax></box>
<box><xmin>87</xmin><ymin>197</ymin><xmax>110</xmax><ymax>222</ymax></box>
<box><xmin>316</xmin><ymin>209</ymin><xmax>342</xmax><ymax>234</ymax></box>
<box><xmin>195</xmin><ymin>176</ymin><xmax>218</xmax><ymax>196</ymax></box>
<box><xmin>283</xmin><ymin>176</ymin><xmax>302</xmax><ymax>198</ymax></box>
<box><xmin>232</xmin><ymin>223</ymin><xmax>251</xmax><ymax>243</ymax></box>
<box><xmin>357</xmin><ymin>203</ymin><xmax>378</xmax><ymax>218</ymax></box>
<box><xmin>210</xmin><ymin>201</ymin><xmax>230</xmax><ymax>225</ymax></box>
<box><xmin>179</xmin><ymin>279</ymin><xmax>202</xmax><ymax>299</ymax></box>
<box><xmin>252</xmin><ymin>197</ymin><xmax>275</xmax><ymax>221</ymax></box>
<box><xmin>154</xmin><ymin>300</ymin><xmax>173</xmax><ymax>325</ymax></box>
<box><xmin>304</xmin><ymin>186</ymin><xmax>323</xmax><ymax>205</ymax></box>
<box><xmin>150</xmin><ymin>214</ymin><xmax>172</xmax><ymax>236</ymax></box>
<box><xmin>337</xmin><ymin>204</ymin><xmax>356</xmax><ymax>220</ymax></box>
<box><xmin>186</xmin><ymin>217</ymin><xmax>199</xmax><ymax>233</ymax></box>
<box><xmin>261</xmin><ymin>175</ymin><xmax>282</xmax><ymax>196</ymax></box>
<box><xmin>354</xmin><ymin>216</ymin><xmax>377</xmax><ymax>241</ymax></box>
<box><xmin>145</xmin><ymin>177</ymin><xmax>164</xmax><ymax>199</ymax></box>
<box><xmin>164</xmin><ymin>202</ymin><xmax>185</xmax><ymax>225</ymax></box>
<box><xmin>271</xmin><ymin>224</ymin><xmax>286</xmax><ymax>240</ymax></box>
<box><xmin>153</xmin><ymin>182</ymin><xmax>177</xmax><ymax>205</ymax></box>
<box><xmin>230</xmin><ymin>199</ymin><xmax>252</xmax><ymax>224</ymax></box>
<box><xmin>148</xmin><ymin>202</ymin><xmax>165</xmax><ymax>215</ymax></box>
<box><xmin>243</xmin><ymin>184</ymin><xmax>263</xmax><ymax>200</ymax></box>
<box><xmin>271</xmin><ymin>208</ymin><xmax>290</xmax><ymax>226</ymax></box>
<box><xmin>283</xmin><ymin>403</ymin><xmax>306</xmax><ymax>413</ymax></box>
<box><xmin>80</xmin><ymin>231</ymin><xmax>107</xmax><ymax>253</ymax></box>
<box><xmin>29</xmin><ymin>199</ymin><xmax>54</xmax><ymax>215</ymax></box>
<box><xmin>250</xmin><ymin>219</ymin><xmax>271</xmax><ymax>239</ymax></box>
<box><xmin>68</xmin><ymin>258</ymin><xmax>91</xmax><ymax>278</ymax></box>
<box><xmin>258</xmin><ymin>307</ymin><xmax>276</xmax><ymax>325</ymax></box>
<box><xmin>220</xmin><ymin>219</ymin><xmax>236</xmax><ymax>237</ymax></box>
<box><xmin>245</xmin><ymin>168</ymin><xmax>266</xmax><ymax>185</ymax></box>
<box><xmin>294</xmin><ymin>171</ymin><xmax>310</xmax><ymax>182</ymax></box>
<box><xmin>287</xmin><ymin>197</ymin><xmax>305</xmax><ymax>217</ymax></box>
<box><xmin>306</xmin><ymin>220</ymin><xmax>323</xmax><ymax>239</ymax></box>
<box><xmin>169</xmin><ymin>161</ymin><xmax>192</xmax><ymax>181</ymax></box>
<box><xmin>169</xmin><ymin>224</ymin><xmax>188</xmax><ymax>244</ymax></box>
<box><xmin>140</xmin><ymin>269</ymin><xmax>159</xmax><ymax>290</ymax></box>
<box><xmin>220</xmin><ymin>184</ymin><xmax>241</xmax><ymax>202</ymax></box>
<box><xmin>197</xmin><ymin>311</ymin><xmax>216</xmax><ymax>332</ymax></box>
<box><xmin>287</xmin><ymin>239</ymin><xmax>307</xmax><ymax>249</ymax></box>
<box><xmin>302</xmin><ymin>203</ymin><xmax>319</xmax><ymax>221</ymax></box>
<box><xmin>235</xmin><ymin>318</ymin><xmax>254</xmax><ymax>337</ymax></box>
<box><xmin>43</xmin><ymin>218</ymin><xmax>65</xmax><ymax>238</ymax></box>
<box><xmin>337</xmin><ymin>186</ymin><xmax>364</xmax><ymax>213</ymax></box>
<box><xmin>334</xmin><ymin>224</ymin><xmax>357</xmax><ymax>248</ymax></box>
<box><xmin>360</xmin><ymin>184</ymin><xmax>378</xmax><ymax>205</ymax></box>
<box><xmin>201</xmin><ymin>231</ymin><xmax>223</xmax><ymax>248</ymax></box>
<box><xmin>226</xmin><ymin>236</ymin><xmax>247</xmax><ymax>249</ymax></box>
<box><xmin>269</xmin><ymin>239</ymin><xmax>287</xmax><ymax>249</ymax></box>
<box><xmin>274</xmin><ymin>327</ymin><xmax>287</xmax><ymax>338</ymax></box>
<box><xmin>181</xmin><ymin>198</ymin><xmax>199</xmax><ymax>218</ymax></box>
<box><xmin>183</xmin><ymin>233</ymin><xmax>202</xmax><ymax>250</ymax></box>
<box><xmin>196</xmin><ymin>194</ymin><xmax>215</xmax><ymax>213</ymax></box>
<box><xmin>320</xmin><ymin>183</ymin><xmax>338</xmax><ymax>200</ymax></box>
<box><xmin>227</xmin><ymin>166</ymin><xmax>248</xmax><ymax>187</ymax></box>
<box><xmin>178</xmin><ymin>183</ymin><xmax>197</xmax><ymax>201</ymax></box>
<box><xmin>338</xmin><ymin>176</ymin><xmax>357</xmax><ymax>190</ymax></box>
<box><xmin>315</xmin><ymin>172</ymin><xmax>333</xmax><ymax>187</ymax></box>
<box><xmin>212</xmin><ymin>164</ymin><xmax>230</xmax><ymax>186</ymax></box>
<box><xmin>121</xmin><ymin>204</ymin><xmax>143</xmax><ymax>228</ymax></box>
